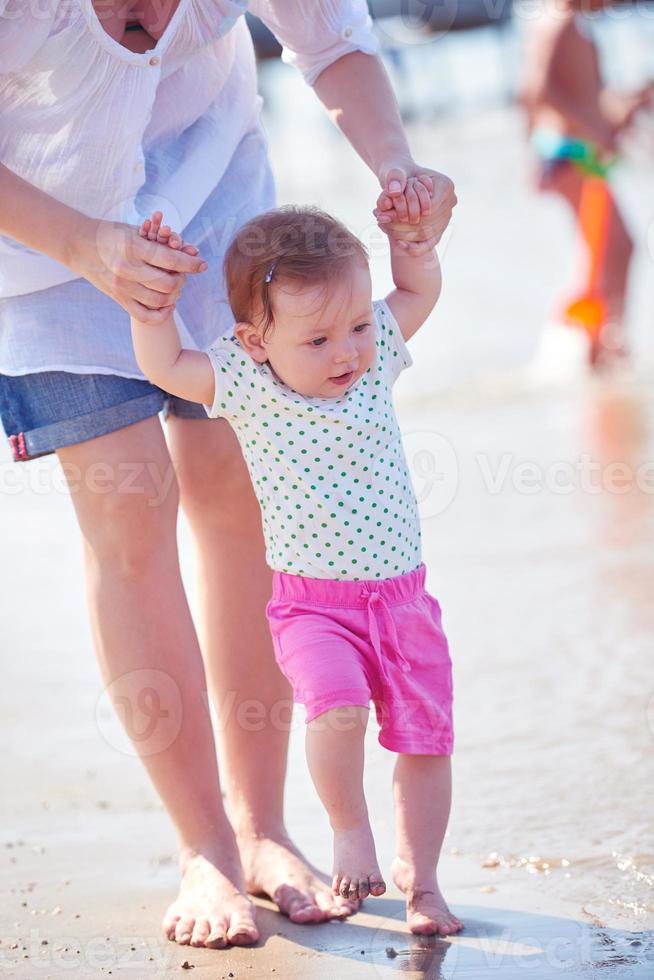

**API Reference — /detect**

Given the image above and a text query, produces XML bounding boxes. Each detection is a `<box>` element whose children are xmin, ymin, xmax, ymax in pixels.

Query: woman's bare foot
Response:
<box><xmin>238</xmin><ymin>829</ymin><xmax>360</xmax><ymax>923</ymax></box>
<box><xmin>391</xmin><ymin>857</ymin><xmax>463</xmax><ymax>937</ymax></box>
<box><xmin>162</xmin><ymin>846</ymin><xmax>259</xmax><ymax>949</ymax></box>
<box><xmin>332</xmin><ymin>822</ymin><xmax>386</xmax><ymax>901</ymax></box>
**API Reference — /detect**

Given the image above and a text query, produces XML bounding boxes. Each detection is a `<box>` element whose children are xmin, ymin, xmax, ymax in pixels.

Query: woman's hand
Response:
<box><xmin>374</xmin><ymin>161</ymin><xmax>457</xmax><ymax>254</ymax></box>
<box><xmin>69</xmin><ymin>215</ymin><xmax>208</xmax><ymax>324</ymax></box>
<box><xmin>374</xmin><ymin>175</ymin><xmax>439</xmax><ymax>257</ymax></box>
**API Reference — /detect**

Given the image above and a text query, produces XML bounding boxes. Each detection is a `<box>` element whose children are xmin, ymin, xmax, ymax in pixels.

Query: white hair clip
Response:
<box><xmin>264</xmin><ymin>261</ymin><xmax>276</xmax><ymax>284</ymax></box>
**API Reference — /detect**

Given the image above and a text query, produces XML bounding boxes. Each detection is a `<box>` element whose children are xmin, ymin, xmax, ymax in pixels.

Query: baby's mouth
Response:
<box><xmin>329</xmin><ymin>370</ymin><xmax>355</xmax><ymax>386</ymax></box>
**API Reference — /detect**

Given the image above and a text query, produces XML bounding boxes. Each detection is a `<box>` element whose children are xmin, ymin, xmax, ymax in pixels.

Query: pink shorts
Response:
<box><xmin>266</xmin><ymin>563</ymin><xmax>453</xmax><ymax>756</ymax></box>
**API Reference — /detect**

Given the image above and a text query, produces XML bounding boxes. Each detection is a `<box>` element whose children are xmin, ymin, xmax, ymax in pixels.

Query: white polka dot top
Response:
<box><xmin>205</xmin><ymin>299</ymin><xmax>421</xmax><ymax>581</ymax></box>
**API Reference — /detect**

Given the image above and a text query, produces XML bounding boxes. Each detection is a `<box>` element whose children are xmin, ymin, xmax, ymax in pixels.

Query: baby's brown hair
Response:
<box><xmin>224</xmin><ymin>206</ymin><xmax>369</xmax><ymax>338</ymax></box>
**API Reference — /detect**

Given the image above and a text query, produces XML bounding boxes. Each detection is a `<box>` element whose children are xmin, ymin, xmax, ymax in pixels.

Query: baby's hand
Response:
<box><xmin>375</xmin><ymin>174</ymin><xmax>433</xmax><ymax>227</ymax></box>
<box><xmin>138</xmin><ymin>210</ymin><xmax>200</xmax><ymax>257</ymax></box>
<box><xmin>374</xmin><ymin>175</ymin><xmax>438</xmax><ymax>255</ymax></box>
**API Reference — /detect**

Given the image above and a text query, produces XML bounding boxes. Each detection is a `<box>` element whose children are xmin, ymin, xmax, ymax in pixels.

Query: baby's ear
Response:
<box><xmin>234</xmin><ymin>321</ymin><xmax>268</xmax><ymax>362</ymax></box>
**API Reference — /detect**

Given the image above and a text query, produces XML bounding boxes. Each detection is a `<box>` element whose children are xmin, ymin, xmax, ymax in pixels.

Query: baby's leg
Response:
<box><xmin>391</xmin><ymin>754</ymin><xmax>463</xmax><ymax>937</ymax></box>
<box><xmin>306</xmin><ymin>707</ymin><xmax>386</xmax><ymax>901</ymax></box>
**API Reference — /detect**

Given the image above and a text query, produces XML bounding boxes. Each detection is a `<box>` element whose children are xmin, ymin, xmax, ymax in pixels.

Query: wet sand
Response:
<box><xmin>2</xmin><ymin>837</ymin><xmax>650</xmax><ymax>978</ymax></box>
<box><xmin>2</xmin><ymin>38</ymin><xmax>654</xmax><ymax>980</ymax></box>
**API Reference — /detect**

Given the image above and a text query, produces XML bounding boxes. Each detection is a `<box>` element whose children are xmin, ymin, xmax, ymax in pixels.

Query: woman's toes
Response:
<box><xmin>205</xmin><ymin>918</ymin><xmax>229</xmax><ymax>949</ymax></box>
<box><xmin>283</xmin><ymin>889</ymin><xmax>327</xmax><ymax>924</ymax></box>
<box><xmin>317</xmin><ymin>888</ymin><xmax>357</xmax><ymax>917</ymax></box>
<box><xmin>161</xmin><ymin>914</ymin><xmax>180</xmax><ymax>942</ymax></box>
<box><xmin>331</xmin><ymin>895</ymin><xmax>359</xmax><ymax>917</ymax></box>
<box><xmin>228</xmin><ymin>929</ymin><xmax>258</xmax><ymax>946</ymax></box>
<box><xmin>190</xmin><ymin>918</ymin><xmax>211</xmax><ymax>946</ymax></box>
<box><xmin>174</xmin><ymin>917</ymin><xmax>195</xmax><ymax>944</ymax></box>
<box><xmin>291</xmin><ymin>905</ymin><xmax>324</xmax><ymax>924</ymax></box>
<box><xmin>334</xmin><ymin>897</ymin><xmax>359</xmax><ymax>916</ymax></box>
<box><xmin>313</xmin><ymin>889</ymin><xmax>340</xmax><ymax>918</ymax></box>
<box><xmin>227</xmin><ymin>910</ymin><xmax>259</xmax><ymax>946</ymax></box>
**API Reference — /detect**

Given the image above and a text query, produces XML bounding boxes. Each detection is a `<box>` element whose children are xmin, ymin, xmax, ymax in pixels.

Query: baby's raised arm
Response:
<box><xmin>130</xmin><ymin>212</ymin><xmax>216</xmax><ymax>405</ymax></box>
<box><xmin>380</xmin><ymin>179</ymin><xmax>442</xmax><ymax>342</ymax></box>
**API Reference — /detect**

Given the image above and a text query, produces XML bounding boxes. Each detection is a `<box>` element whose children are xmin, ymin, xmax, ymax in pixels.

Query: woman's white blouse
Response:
<box><xmin>0</xmin><ymin>0</ymin><xmax>378</xmax><ymax>376</ymax></box>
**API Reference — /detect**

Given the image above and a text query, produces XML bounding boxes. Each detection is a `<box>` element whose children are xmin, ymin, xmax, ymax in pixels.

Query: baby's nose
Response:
<box><xmin>334</xmin><ymin>341</ymin><xmax>357</xmax><ymax>363</ymax></box>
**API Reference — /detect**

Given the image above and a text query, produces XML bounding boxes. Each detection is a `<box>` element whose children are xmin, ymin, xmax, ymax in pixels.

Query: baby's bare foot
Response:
<box><xmin>161</xmin><ymin>846</ymin><xmax>259</xmax><ymax>949</ymax></box>
<box><xmin>239</xmin><ymin>829</ymin><xmax>359</xmax><ymax>922</ymax></box>
<box><xmin>392</xmin><ymin>857</ymin><xmax>463</xmax><ymax>937</ymax></box>
<box><xmin>332</xmin><ymin>822</ymin><xmax>386</xmax><ymax>901</ymax></box>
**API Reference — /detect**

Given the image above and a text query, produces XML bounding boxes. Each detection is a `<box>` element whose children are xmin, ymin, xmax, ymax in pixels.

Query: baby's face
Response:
<box><xmin>242</xmin><ymin>261</ymin><xmax>376</xmax><ymax>399</ymax></box>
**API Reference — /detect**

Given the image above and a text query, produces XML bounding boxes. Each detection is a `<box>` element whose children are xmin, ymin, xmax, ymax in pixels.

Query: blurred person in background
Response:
<box><xmin>520</xmin><ymin>0</ymin><xmax>652</xmax><ymax>367</ymax></box>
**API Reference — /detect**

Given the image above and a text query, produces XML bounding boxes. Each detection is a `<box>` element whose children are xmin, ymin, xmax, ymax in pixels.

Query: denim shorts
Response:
<box><xmin>0</xmin><ymin>371</ymin><xmax>208</xmax><ymax>462</ymax></box>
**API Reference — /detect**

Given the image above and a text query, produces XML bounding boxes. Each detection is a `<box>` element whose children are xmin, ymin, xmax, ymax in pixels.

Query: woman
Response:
<box><xmin>0</xmin><ymin>0</ymin><xmax>456</xmax><ymax>950</ymax></box>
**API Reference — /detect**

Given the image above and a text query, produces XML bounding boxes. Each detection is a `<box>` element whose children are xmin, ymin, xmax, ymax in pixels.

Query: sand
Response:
<box><xmin>2</xmin><ymin>843</ymin><xmax>649</xmax><ymax>978</ymax></box>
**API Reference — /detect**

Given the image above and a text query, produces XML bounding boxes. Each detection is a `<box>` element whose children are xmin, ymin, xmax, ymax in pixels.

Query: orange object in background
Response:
<box><xmin>564</xmin><ymin>175</ymin><xmax>612</xmax><ymax>353</ymax></box>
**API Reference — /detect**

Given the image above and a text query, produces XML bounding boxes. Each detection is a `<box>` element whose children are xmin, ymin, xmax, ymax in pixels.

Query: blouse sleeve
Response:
<box><xmin>0</xmin><ymin>1</ymin><xmax>56</xmax><ymax>74</ymax></box>
<box><xmin>248</xmin><ymin>0</ymin><xmax>379</xmax><ymax>86</ymax></box>
<box><xmin>204</xmin><ymin>336</ymin><xmax>258</xmax><ymax>420</ymax></box>
<box><xmin>373</xmin><ymin>299</ymin><xmax>413</xmax><ymax>385</ymax></box>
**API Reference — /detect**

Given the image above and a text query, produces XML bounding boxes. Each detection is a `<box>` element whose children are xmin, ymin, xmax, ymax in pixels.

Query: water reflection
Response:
<box><xmin>582</xmin><ymin>384</ymin><xmax>652</xmax><ymax>551</ymax></box>
<box><xmin>250</xmin><ymin>899</ymin><xmax>654</xmax><ymax>977</ymax></box>
<box><xmin>384</xmin><ymin>936</ymin><xmax>451</xmax><ymax>978</ymax></box>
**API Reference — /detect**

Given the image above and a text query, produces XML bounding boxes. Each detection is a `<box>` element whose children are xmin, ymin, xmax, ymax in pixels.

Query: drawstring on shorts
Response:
<box><xmin>359</xmin><ymin>587</ymin><xmax>411</xmax><ymax>686</ymax></box>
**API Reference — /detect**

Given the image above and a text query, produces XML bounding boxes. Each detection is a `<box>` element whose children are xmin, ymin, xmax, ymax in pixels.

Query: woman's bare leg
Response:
<box><xmin>57</xmin><ymin>417</ymin><xmax>258</xmax><ymax>949</ymax></box>
<box><xmin>167</xmin><ymin>415</ymin><xmax>359</xmax><ymax>922</ymax></box>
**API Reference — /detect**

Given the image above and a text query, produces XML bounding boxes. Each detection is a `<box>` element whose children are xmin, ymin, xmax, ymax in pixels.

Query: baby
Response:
<box><xmin>130</xmin><ymin>191</ymin><xmax>463</xmax><ymax>937</ymax></box>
